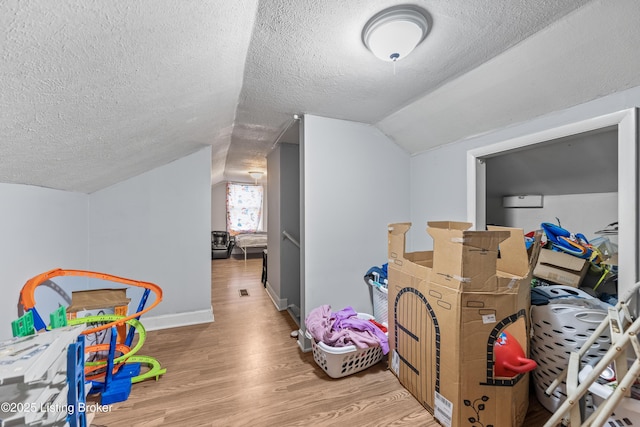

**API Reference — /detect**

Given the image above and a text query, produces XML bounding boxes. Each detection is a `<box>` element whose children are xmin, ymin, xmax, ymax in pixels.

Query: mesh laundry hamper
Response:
<box><xmin>368</xmin><ymin>280</ymin><xmax>388</xmax><ymax>324</ymax></box>
<box><xmin>530</xmin><ymin>297</ymin><xmax>611</xmax><ymax>413</ymax></box>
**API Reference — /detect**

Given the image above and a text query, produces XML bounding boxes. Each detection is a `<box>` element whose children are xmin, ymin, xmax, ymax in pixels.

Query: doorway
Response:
<box><xmin>467</xmin><ymin>108</ymin><xmax>638</xmax><ymax>298</ymax></box>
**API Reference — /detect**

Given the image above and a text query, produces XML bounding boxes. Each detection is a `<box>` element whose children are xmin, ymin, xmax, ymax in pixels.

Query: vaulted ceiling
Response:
<box><xmin>2</xmin><ymin>0</ymin><xmax>638</xmax><ymax>193</ymax></box>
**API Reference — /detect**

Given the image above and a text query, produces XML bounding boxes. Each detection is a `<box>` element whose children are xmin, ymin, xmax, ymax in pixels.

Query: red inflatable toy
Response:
<box><xmin>494</xmin><ymin>330</ymin><xmax>537</xmax><ymax>377</ymax></box>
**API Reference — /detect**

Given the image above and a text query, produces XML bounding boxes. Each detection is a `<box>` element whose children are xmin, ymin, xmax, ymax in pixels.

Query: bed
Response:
<box><xmin>234</xmin><ymin>232</ymin><xmax>268</xmax><ymax>263</ymax></box>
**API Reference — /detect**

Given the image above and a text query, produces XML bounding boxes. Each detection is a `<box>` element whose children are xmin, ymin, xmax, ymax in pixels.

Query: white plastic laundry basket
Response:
<box><xmin>306</xmin><ymin>313</ymin><xmax>386</xmax><ymax>379</ymax></box>
<box><xmin>369</xmin><ymin>281</ymin><xmax>388</xmax><ymax>324</ymax></box>
<box><xmin>530</xmin><ymin>299</ymin><xmax>611</xmax><ymax>413</ymax></box>
<box><xmin>579</xmin><ymin>363</ymin><xmax>640</xmax><ymax>425</ymax></box>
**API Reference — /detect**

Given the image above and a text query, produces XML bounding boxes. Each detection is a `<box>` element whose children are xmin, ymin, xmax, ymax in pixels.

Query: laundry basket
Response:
<box><xmin>579</xmin><ymin>362</ymin><xmax>640</xmax><ymax>425</ymax></box>
<box><xmin>530</xmin><ymin>296</ymin><xmax>611</xmax><ymax>413</ymax></box>
<box><xmin>368</xmin><ymin>280</ymin><xmax>388</xmax><ymax>324</ymax></box>
<box><xmin>306</xmin><ymin>313</ymin><xmax>386</xmax><ymax>379</ymax></box>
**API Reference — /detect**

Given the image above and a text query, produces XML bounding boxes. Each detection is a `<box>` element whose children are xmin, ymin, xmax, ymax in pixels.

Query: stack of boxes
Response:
<box><xmin>387</xmin><ymin>221</ymin><xmax>539</xmax><ymax>427</ymax></box>
<box><xmin>0</xmin><ymin>326</ymin><xmax>86</xmax><ymax>427</ymax></box>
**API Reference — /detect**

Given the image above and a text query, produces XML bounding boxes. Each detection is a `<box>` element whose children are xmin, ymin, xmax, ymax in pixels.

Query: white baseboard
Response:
<box><xmin>141</xmin><ymin>307</ymin><xmax>214</xmax><ymax>331</ymax></box>
<box><xmin>265</xmin><ymin>281</ymin><xmax>288</xmax><ymax>311</ymax></box>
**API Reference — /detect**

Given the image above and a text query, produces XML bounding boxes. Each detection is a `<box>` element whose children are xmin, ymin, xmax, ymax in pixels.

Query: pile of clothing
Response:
<box><xmin>305</xmin><ymin>305</ymin><xmax>389</xmax><ymax>355</ymax></box>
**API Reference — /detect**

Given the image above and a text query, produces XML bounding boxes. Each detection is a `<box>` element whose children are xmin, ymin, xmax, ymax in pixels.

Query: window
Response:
<box><xmin>226</xmin><ymin>183</ymin><xmax>263</xmax><ymax>236</ymax></box>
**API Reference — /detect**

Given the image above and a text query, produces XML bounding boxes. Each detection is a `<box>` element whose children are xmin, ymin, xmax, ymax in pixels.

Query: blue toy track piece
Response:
<box><xmin>67</xmin><ymin>336</ymin><xmax>87</xmax><ymax>427</ymax></box>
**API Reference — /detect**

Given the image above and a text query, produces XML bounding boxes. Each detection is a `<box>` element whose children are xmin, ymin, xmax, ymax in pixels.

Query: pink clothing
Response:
<box><xmin>305</xmin><ymin>304</ymin><xmax>333</xmax><ymax>343</ymax></box>
<box><xmin>305</xmin><ymin>305</ymin><xmax>389</xmax><ymax>354</ymax></box>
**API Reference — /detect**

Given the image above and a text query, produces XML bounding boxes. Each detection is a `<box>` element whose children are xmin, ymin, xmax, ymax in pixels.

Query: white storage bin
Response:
<box><xmin>306</xmin><ymin>313</ymin><xmax>386</xmax><ymax>379</ymax></box>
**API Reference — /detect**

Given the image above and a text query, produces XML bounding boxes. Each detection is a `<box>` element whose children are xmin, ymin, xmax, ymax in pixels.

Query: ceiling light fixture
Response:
<box><xmin>248</xmin><ymin>171</ymin><xmax>263</xmax><ymax>184</ymax></box>
<box><xmin>362</xmin><ymin>5</ymin><xmax>430</xmax><ymax>62</ymax></box>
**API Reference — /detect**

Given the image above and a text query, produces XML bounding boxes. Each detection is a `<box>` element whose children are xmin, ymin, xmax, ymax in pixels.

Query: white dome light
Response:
<box><xmin>362</xmin><ymin>5</ymin><xmax>430</xmax><ymax>62</ymax></box>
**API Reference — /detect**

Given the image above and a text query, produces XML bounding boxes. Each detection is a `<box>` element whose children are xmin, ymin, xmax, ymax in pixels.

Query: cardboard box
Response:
<box><xmin>387</xmin><ymin>222</ymin><xmax>537</xmax><ymax>427</ymax></box>
<box><xmin>429</xmin><ymin>221</ymin><xmax>511</xmax><ymax>292</ymax></box>
<box><xmin>67</xmin><ymin>288</ymin><xmax>130</xmax><ymax>343</ymax></box>
<box><xmin>533</xmin><ymin>248</ymin><xmax>588</xmax><ymax>287</ymax></box>
<box><xmin>66</xmin><ymin>288</ymin><xmax>130</xmax><ymax>317</ymax></box>
<box><xmin>387</xmin><ymin>223</ymin><xmax>433</xmax><ymax>356</ymax></box>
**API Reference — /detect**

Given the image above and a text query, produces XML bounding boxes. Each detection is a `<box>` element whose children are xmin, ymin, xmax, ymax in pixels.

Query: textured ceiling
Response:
<box><xmin>1</xmin><ymin>0</ymin><xmax>258</xmax><ymax>192</ymax></box>
<box><xmin>3</xmin><ymin>0</ymin><xmax>637</xmax><ymax>193</ymax></box>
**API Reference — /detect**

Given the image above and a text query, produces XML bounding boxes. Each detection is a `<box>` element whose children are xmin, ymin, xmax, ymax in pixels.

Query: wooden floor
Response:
<box><xmin>91</xmin><ymin>256</ymin><xmax>554</xmax><ymax>427</ymax></box>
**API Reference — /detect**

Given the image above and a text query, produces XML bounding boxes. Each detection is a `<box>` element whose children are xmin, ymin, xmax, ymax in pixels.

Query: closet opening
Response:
<box><xmin>467</xmin><ymin>108</ymin><xmax>638</xmax><ymax>301</ymax></box>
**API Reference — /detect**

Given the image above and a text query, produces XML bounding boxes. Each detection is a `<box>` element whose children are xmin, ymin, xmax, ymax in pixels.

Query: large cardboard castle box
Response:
<box><xmin>387</xmin><ymin>221</ymin><xmax>537</xmax><ymax>427</ymax></box>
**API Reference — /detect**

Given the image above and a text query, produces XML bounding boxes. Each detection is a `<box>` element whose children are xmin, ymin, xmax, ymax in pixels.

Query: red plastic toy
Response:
<box><xmin>494</xmin><ymin>330</ymin><xmax>537</xmax><ymax>377</ymax></box>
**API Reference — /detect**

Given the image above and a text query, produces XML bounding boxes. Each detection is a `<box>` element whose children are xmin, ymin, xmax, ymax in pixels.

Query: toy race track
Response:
<box><xmin>17</xmin><ymin>268</ymin><xmax>166</xmax><ymax>405</ymax></box>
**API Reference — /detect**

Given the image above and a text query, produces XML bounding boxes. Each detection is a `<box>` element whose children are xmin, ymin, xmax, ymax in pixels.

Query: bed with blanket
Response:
<box><xmin>234</xmin><ymin>232</ymin><xmax>268</xmax><ymax>262</ymax></box>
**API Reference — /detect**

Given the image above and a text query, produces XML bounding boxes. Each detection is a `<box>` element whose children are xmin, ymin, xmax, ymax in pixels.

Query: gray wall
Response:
<box><xmin>0</xmin><ymin>184</ymin><xmax>88</xmax><ymax>340</ymax></box>
<box><xmin>278</xmin><ymin>144</ymin><xmax>300</xmax><ymax>310</ymax></box>
<box><xmin>302</xmin><ymin>115</ymin><xmax>410</xmax><ymax>321</ymax></box>
<box><xmin>88</xmin><ymin>147</ymin><xmax>213</xmax><ymax>329</ymax></box>
<box><xmin>211</xmin><ymin>181</ymin><xmax>228</xmax><ymax>231</ymax></box>
<box><xmin>0</xmin><ymin>147</ymin><xmax>213</xmax><ymax>340</ymax></box>
<box><xmin>266</xmin><ymin>142</ymin><xmax>300</xmax><ymax>311</ymax></box>
<box><xmin>266</xmin><ymin>144</ymin><xmax>283</xmax><ymax>301</ymax></box>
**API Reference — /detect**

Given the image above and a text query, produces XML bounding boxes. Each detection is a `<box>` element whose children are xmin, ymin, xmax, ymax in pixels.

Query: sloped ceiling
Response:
<box><xmin>1</xmin><ymin>0</ymin><xmax>258</xmax><ymax>192</ymax></box>
<box><xmin>1</xmin><ymin>0</ymin><xmax>638</xmax><ymax>193</ymax></box>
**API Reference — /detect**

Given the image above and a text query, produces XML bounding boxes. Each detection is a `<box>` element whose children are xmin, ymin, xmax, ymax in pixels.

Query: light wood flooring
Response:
<box><xmin>91</xmin><ymin>256</ymin><xmax>554</xmax><ymax>426</ymax></box>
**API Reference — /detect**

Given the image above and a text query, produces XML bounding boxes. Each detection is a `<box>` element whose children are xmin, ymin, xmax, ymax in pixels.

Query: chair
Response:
<box><xmin>211</xmin><ymin>231</ymin><xmax>234</xmax><ymax>259</ymax></box>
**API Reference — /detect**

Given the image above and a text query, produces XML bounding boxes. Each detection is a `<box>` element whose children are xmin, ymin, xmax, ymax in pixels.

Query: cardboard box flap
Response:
<box><xmin>487</xmin><ymin>225</ymin><xmax>530</xmax><ymax>277</ymax></box>
<box><xmin>426</xmin><ymin>221</ymin><xmax>472</xmax><ymax>232</ymax></box>
<box><xmin>67</xmin><ymin>288</ymin><xmax>130</xmax><ymax>313</ymax></box>
<box><xmin>405</xmin><ymin>251</ymin><xmax>434</xmax><ymax>268</ymax></box>
<box><xmin>388</xmin><ymin>223</ymin><xmax>433</xmax><ymax>275</ymax></box>
<box><xmin>537</xmin><ymin>249</ymin><xmax>586</xmax><ymax>272</ymax></box>
<box><xmin>388</xmin><ymin>223</ymin><xmax>412</xmax><ymax>260</ymax></box>
<box><xmin>427</xmin><ymin>221</ymin><xmax>510</xmax><ymax>250</ymax></box>
<box><xmin>427</xmin><ymin>222</ymin><xmax>510</xmax><ymax>287</ymax></box>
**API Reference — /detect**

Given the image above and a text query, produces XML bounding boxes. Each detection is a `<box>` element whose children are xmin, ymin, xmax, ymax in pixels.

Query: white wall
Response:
<box><xmin>409</xmin><ymin>85</ymin><xmax>640</xmax><ymax>251</ymax></box>
<box><xmin>0</xmin><ymin>184</ymin><xmax>88</xmax><ymax>340</ymax></box>
<box><xmin>487</xmin><ymin>192</ymin><xmax>618</xmax><ymax>243</ymax></box>
<box><xmin>409</xmin><ymin>144</ymin><xmax>470</xmax><ymax>249</ymax></box>
<box><xmin>88</xmin><ymin>147</ymin><xmax>213</xmax><ymax>330</ymax></box>
<box><xmin>303</xmin><ymin>115</ymin><xmax>410</xmax><ymax>320</ymax></box>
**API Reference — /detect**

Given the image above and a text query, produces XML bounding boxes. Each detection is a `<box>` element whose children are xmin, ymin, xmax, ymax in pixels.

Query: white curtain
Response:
<box><xmin>226</xmin><ymin>183</ymin><xmax>263</xmax><ymax>236</ymax></box>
